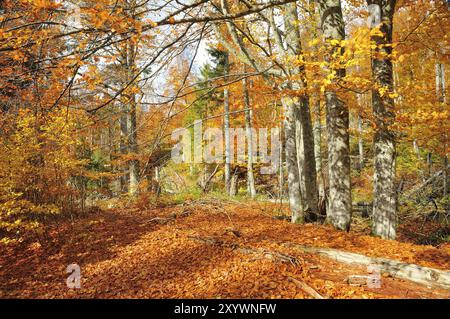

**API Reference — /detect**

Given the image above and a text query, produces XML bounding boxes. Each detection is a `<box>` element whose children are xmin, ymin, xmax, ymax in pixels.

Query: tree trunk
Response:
<box><xmin>436</xmin><ymin>62</ymin><xmax>448</xmax><ymax>197</ymax></box>
<box><xmin>436</xmin><ymin>62</ymin><xmax>445</xmax><ymax>103</ymax></box>
<box><xmin>279</xmin><ymin>116</ymin><xmax>285</xmax><ymax>201</ymax></box>
<box><xmin>443</xmin><ymin>156</ymin><xmax>448</xmax><ymax>198</ymax></box>
<box><xmin>313</xmin><ymin>99</ymin><xmax>325</xmax><ymax>199</ymax></box>
<box><xmin>283</xmin><ymin>3</ymin><xmax>318</xmax><ymax>222</ymax></box>
<box><xmin>128</xmin><ymin>101</ymin><xmax>139</xmax><ymax>195</ymax></box>
<box><xmin>229</xmin><ymin>168</ymin><xmax>239</xmax><ymax>196</ymax></box>
<box><xmin>126</xmin><ymin>40</ymin><xmax>139</xmax><ymax>196</ymax></box>
<box><xmin>119</xmin><ymin>105</ymin><xmax>129</xmax><ymax>194</ymax></box>
<box><xmin>413</xmin><ymin>140</ymin><xmax>421</xmax><ymax>161</ymax></box>
<box><xmin>283</xmin><ymin>97</ymin><xmax>304</xmax><ymax>222</ymax></box>
<box><xmin>223</xmin><ymin>53</ymin><xmax>231</xmax><ymax>195</ymax></box>
<box><xmin>318</xmin><ymin>0</ymin><xmax>352</xmax><ymax>231</ymax></box>
<box><xmin>154</xmin><ymin>166</ymin><xmax>161</xmax><ymax>195</ymax></box>
<box><xmin>368</xmin><ymin>0</ymin><xmax>397</xmax><ymax>240</ymax></box>
<box><xmin>295</xmin><ymin>99</ymin><xmax>319</xmax><ymax>221</ymax></box>
<box><xmin>310</xmin><ymin>0</ymin><xmax>325</xmax><ymax>201</ymax></box>
<box><xmin>243</xmin><ymin>74</ymin><xmax>256</xmax><ymax>198</ymax></box>
<box><xmin>358</xmin><ymin>114</ymin><xmax>364</xmax><ymax>170</ymax></box>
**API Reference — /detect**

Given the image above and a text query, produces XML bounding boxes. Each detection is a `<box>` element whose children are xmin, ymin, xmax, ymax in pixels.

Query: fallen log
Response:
<box><xmin>287</xmin><ymin>276</ymin><xmax>326</xmax><ymax>299</ymax></box>
<box><xmin>283</xmin><ymin>243</ymin><xmax>450</xmax><ymax>291</ymax></box>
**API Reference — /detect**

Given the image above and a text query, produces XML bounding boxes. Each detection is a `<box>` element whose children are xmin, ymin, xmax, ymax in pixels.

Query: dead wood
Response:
<box><xmin>188</xmin><ymin>236</ymin><xmax>300</xmax><ymax>266</ymax></box>
<box><xmin>287</xmin><ymin>276</ymin><xmax>326</xmax><ymax>299</ymax></box>
<box><xmin>149</xmin><ymin>210</ymin><xmax>191</xmax><ymax>225</ymax></box>
<box><xmin>148</xmin><ymin>217</ymin><xmax>174</xmax><ymax>225</ymax></box>
<box><xmin>283</xmin><ymin>243</ymin><xmax>450</xmax><ymax>291</ymax></box>
<box><xmin>198</xmin><ymin>165</ymin><xmax>220</xmax><ymax>193</ymax></box>
<box><xmin>345</xmin><ymin>275</ymin><xmax>370</xmax><ymax>286</ymax></box>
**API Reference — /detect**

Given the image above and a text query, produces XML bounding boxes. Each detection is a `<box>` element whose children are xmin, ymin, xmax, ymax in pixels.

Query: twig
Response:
<box><xmin>187</xmin><ymin>235</ymin><xmax>300</xmax><ymax>266</ymax></box>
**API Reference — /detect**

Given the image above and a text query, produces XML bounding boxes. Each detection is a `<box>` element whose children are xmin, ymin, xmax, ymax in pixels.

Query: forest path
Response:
<box><xmin>1</xmin><ymin>199</ymin><xmax>449</xmax><ymax>298</ymax></box>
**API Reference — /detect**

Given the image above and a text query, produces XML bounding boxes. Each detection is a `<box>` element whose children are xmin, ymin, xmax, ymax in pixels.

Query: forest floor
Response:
<box><xmin>0</xmin><ymin>198</ymin><xmax>449</xmax><ymax>299</ymax></box>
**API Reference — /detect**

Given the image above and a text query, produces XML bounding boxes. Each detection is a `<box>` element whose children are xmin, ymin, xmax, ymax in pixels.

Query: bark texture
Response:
<box><xmin>284</xmin><ymin>3</ymin><xmax>318</xmax><ymax>222</ymax></box>
<box><xmin>368</xmin><ymin>0</ymin><xmax>397</xmax><ymax>240</ymax></box>
<box><xmin>435</xmin><ymin>62</ymin><xmax>448</xmax><ymax>197</ymax></box>
<box><xmin>119</xmin><ymin>104</ymin><xmax>129</xmax><ymax>193</ymax></box>
<box><xmin>313</xmin><ymin>100</ymin><xmax>325</xmax><ymax>199</ymax></box>
<box><xmin>223</xmin><ymin>53</ymin><xmax>231</xmax><ymax>194</ymax></box>
<box><xmin>243</xmin><ymin>75</ymin><xmax>256</xmax><ymax>198</ymax></box>
<box><xmin>318</xmin><ymin>0</ymin><xmax>352</xmax><ymax>231</ymax></box>
<box><xmin>357</xmin><ymin>114</ymin><xmax>364</xmax><ymax>170</ymax></box>
<box><xmin>127</xmin><ymin>41</ymin><xmax>139</xmax><ymax>196</ymax></box>
<box><xmin>284</xmin><ymin>97</ymin><xmax>304</xmax><ymax>221</ymax></box>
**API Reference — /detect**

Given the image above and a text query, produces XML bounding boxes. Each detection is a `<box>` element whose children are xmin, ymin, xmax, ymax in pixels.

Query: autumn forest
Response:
<box><xmin>0</xmin><ymin>0</ymin><xmax>449</xmax><ymax>301</ymax></box>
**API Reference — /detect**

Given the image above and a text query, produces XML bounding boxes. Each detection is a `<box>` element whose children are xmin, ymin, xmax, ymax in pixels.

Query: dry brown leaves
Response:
<box><xmin>0</xmin><ymin>200</ymin><xmax>448</xmax><ymax>299</ymax></box>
